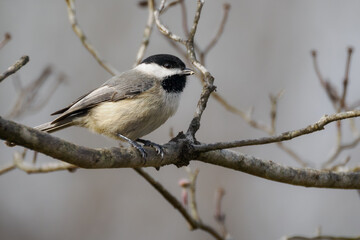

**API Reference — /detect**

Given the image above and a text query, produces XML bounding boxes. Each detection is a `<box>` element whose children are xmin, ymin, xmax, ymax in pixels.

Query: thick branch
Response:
<box><xmin>0</xmin><ymin>116</ymin><xmax>181</xmax><ymax>168</ymax></box>
<box><xmin>2</xmin><ymin>116</ymin><xmax>360</xmax><ymax>189</ymax></box>
<box><xmin>198</xmin><ymin>150</ymin><xmax>360</xmax><ymax>189</ymax></box>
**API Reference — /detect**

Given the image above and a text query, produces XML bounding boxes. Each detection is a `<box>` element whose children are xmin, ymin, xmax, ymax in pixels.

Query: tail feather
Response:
<box><xmin>35</xmin><ymin>119</ymin><xmax>73</xmax><ymax>133</ymax></box>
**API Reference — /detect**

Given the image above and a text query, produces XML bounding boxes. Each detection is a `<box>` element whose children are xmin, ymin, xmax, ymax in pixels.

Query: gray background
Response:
<box><xmin>1</xmin><ymin>1</ymin><xmax>360</xmax><ymax>239</ymax></box>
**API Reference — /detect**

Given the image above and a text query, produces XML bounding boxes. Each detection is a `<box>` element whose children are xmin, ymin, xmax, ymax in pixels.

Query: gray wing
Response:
<box><xmin>51</xmin><ymin>70</ymin><xmax>154</xmax><ymax>124</ymax></box>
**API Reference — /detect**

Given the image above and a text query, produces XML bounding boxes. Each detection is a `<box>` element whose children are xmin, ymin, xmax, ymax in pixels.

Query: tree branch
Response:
<box><xmin>134</xmin><ymin>0</ymin><xmax>155</xmax><ymax>66</ymax></box>
<box><xmin>0</xmin><ymin>55</ymin><xmax>29</xmax><ymax>83</ymax></box>
<box><xmin>198</xmin><ymin>149</ymin><xmax>360</xmax><ymax>189</ymax></box>
<box><xmin>2</xmin><ymin>115</ymin><xmax>360</xmax><ymax>189</ymax></box>
<box><xmin>65</xmin><ymin>0</ymin><xmax>120</xmax><ymax>76</ymax></box>
<box><xmin>135</xmin><ymin>167</ymin><xmax>223</xmax><ymax>240</ymax></box>
<box><xmin>194</xmin><ymin>110</ymin><xmax>360</xmax><ymax>152</ymax></box>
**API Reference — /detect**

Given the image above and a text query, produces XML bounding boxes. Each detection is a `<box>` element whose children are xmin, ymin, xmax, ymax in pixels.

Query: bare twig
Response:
<box><xmin>179</xmin><ymin>0</ymin><xmax>190</xmax><ymax>37</ymax></box>
<box><xmin>134</xmin><ymin>0</ymin><xmax>155</xmax><ymax>66</ymax></box>
<box><xmin>214</xmin><ymin>188</ymin><xmax>229</xmax><ymax>239</ymax></box>
<box><xmin>311</xmin><ymin>50</ymin><xmax>339</xmax><ymax>105</ymax></box>
<box><xmin>134</xmin><ymin>168</ymin><xmax>223</xmax><ymax>240</ymax></box>
<box><xmin>0</xmin><ymin>55</ymin><xmax>29</xmax><ymax>83</ymax></box>
<box><xmin>194</xmin><ymin>110</ymin><xmax>360</xmax><ymax>152</ymax></box>
<box><xmin>7</xmin><ymin>66</ymin><xmax>53</xmax><ymax>119</ymax></box>
<box><xmin>13</xmin><ymin>151</ymin><xmax>77</xmax><ymax>173</ymax></box>
<box><xmin>0</xmin><ymin>162</ymin><xmax>16</xmax><ymax>175</ymax></box>
<box><xmin>200</xmin><ymin>3</ymin><xmax>230</xmax><ymax>63</ymax></box>
<box><xmin>154</xmin><ymin>0</ymin><xmax>187</xmax><ymax>44</ymax></box>
<box><xmin>339</xmin><ymin>47</ymin><xmax>353</xmax><ymax>109</ymax></box>
<box><xmin>185</xmin><ymin>167</ymin><xmax>201</xmax><ymax>221</ymax></box>
<box><xmin>160</xmin><ymin>0</ymin><xmax>181</xmax><ymax>14</ymax></box>
<box><xmin>28</xmin><ymin>73</ymin><xmax>66</xmax><ymax>113</ymax></box>
<box><xmin>0</xmin><ymin>32</ymin><xmax>11</xmax><ymax>50</ymax></box>
<box><xmin>65</xmin><ymin>0</ymin><xmax>120</xmax><ymax>76</ymax></box>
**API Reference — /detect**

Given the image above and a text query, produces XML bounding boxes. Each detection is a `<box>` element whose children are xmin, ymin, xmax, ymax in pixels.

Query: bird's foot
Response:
<box><xmin>117</xmin><ymin>134</ymin><xmax>147</xmax><ymax>162</ymax></box>
<box><xmin>137</xmin><ymin>139</ymin><xmax>164</xmax><ymax>158</ymax></box>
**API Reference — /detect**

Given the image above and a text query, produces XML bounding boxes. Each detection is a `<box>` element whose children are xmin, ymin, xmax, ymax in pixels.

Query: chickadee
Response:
<box><xmin>34</xmin><ymin>54</ymin><xmax>194</xmax><ymax>157</ymax></box>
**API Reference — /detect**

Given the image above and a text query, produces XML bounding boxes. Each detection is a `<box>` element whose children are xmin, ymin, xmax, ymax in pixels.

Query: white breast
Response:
<box><xmin>81</xmin><ymin>86</ymin><xmax>181</xmax><ymax>141</ymax></box>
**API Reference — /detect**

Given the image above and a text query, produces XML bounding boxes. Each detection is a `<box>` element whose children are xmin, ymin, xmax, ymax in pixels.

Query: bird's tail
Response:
<box><xmin>34</xmin><ymin>119</ymin><xmax>73</xmax><ymax>133</ymax></box>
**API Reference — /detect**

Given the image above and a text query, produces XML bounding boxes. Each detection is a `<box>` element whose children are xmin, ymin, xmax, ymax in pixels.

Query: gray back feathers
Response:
<box><xmin>51</xmin><ymin>69</ymin><xmax>155</xmax><ymax>124</ymax></box>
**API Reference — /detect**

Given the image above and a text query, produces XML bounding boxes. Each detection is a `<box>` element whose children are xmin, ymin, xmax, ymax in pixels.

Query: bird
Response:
<box><xmin>33</xmin><ymin>54</ymin><xmax>194</xmax><ymax>158</ymax></box>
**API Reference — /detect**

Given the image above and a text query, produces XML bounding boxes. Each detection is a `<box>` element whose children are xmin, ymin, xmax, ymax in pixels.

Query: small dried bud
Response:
<box><xmin>178</xmin><ymin>178</ymin><xmax>190</xmax><ymax>188</ymax></box>
<box><xmin>138</xmin><ymin>1</ymin><xmax>148</xmax><ymax>7</ymax></box>
<box><xmin>311</xmin><ymin>50</ymin><xmax>317</xmax><ymax>57</ymax></box>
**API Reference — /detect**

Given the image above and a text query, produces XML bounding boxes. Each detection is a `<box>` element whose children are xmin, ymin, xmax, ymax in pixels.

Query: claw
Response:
<box><xmin>137</xmin><ymin>139</ymin><xmax>164</xmax><ymax>158</ymax></box>
<box><xmin>117</xmin><ymin>134</ymin><xmax>147</xmax><ymax>164</ymax></box>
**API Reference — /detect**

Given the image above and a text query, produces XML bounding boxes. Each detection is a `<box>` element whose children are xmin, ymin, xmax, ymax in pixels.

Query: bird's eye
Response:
<box><xmin>163</xmin><ymin>63</ymin><xmax>171</xmax><ymax>68</ymax></box>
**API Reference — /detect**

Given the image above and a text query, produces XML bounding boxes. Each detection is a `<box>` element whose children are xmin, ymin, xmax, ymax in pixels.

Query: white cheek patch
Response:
<box><xmin>136</xmin><ymin>63</ymin><xmax>183</xmax><ymax>78</ymax></box>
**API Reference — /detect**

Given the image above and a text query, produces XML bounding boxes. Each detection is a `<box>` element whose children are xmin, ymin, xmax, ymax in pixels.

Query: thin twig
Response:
<box><xmin>134</xmin><ymin>0</ymin><xmax>155</xmax><ymax>66</ymax></box>
<box><xmin>311</xmin><ymin>50</ymin><xmax>339</xmax><ymax>105</ymax></box>
<box><xmin>194</xmin><ymin>110</ymin><xmax>360</xmax><ymax>152</ymax></box>
<box><xmin>322</xmin><ymin>136</ymin><xmax>360</xmax><ymax>168</ymax></box>
<box><xmin>185</xmin><ymin>167</ymin><xmax>201</xmax><ymax>221</ymax></box>
<box><xmin>160</xmin><ymin>0</ymin><xmax>181</xmax><ymax>14</ymax></box>
<box><xmin>0</xmin><ymin>32</ymin><xmax>11</xmax><ymax>50</ymax></box>
<box><xmin>0</xmin><ymin>55</ymin><xmax>29</xmax><ymax>83</ymax></box>
<box><xmin>340</xmin><ymin>47</ymin><xmax>353</xmax><ymax>109</ymax></box>
<box><xmin>214</xmin><ymin>187</ymin><xmax>229</xmax><ymax>239</ymax></box>
<box><xmin>179</xmin><ymin>0</ymin><xmax>190</xmax><ymax>37</ymax></box>
<box><xmin>28</xmin><ymin>73</ymin><xmax>66</xmax><ymax>113</ymax></box>
<box><xmin>6</xmin><ymin>66</ymin><xmax>53</xmax><ymax>119</ymax></box>
<box><xmin>154</xmin><ymin>0</ymin><xmax>187</xmax><ymax>44</ymax></box>
<box><xmin>13</xmin><ymin>151</ymin><xmax>77</xmax><ymax>173</ymax></box>
<box><xmin>134</xmin><ymin>168</ymin><xmax>223</xmax><ymax>240</ymax></box>
<box><xmin>65</xmin><ymin>0</ymin><xmax>120</xmax><ymax>76</ymax></box>
<box><xmin>0</xmin><ymin>162</ymin><xmax>16</xmax><ymax>175</ymax></box>
<box><xmin>201</xmin><ymin>3</ymin><xmax>230</xmax><ymax>63</ymax></box>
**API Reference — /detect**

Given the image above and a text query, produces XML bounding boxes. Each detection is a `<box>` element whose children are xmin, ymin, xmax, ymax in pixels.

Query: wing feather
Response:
<box><xmin>51</xmin><ymin>70</ymin><xmax>154</xmax><ymax>123</ymax></box>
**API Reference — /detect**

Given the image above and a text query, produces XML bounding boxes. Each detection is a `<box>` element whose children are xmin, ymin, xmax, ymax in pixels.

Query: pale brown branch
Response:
<box><xmin>13</xmin><ymin>151</ymin><xmax>77</xmax><ymax>173</ymax></box>
<box><xmin>194</xmin><ymin>110</ymin><xmax>360</xmax><ymax>152</ymax></box>
<box><xmin>0</xmin><ymin>162</ymin><xmax>15</xmax><ymax>175</ymax></box>
<box><xmin>65</xmin><ymin>0</ymin><xmax>120</xmax><ymax>76</ymax></box>
<box><xmin>311</xmin><ymin>50</ymin><xmax>339</xmax><ymax>105</ymax></box>
<box><xmin>340</xmin><ymin>47</ymin><xmax>353</xmax><ymax>109</ymax></box>
<box><xmin>179</xmin><ymin>0</ymin><xmax>190</xmax><ymax>37</ymax></box>
<box><xmin>160</xmin><ymin>0</ymin><xmax>181</xmax><ymax>14</ymax></box>
<box><xmin>202</xmin><ymin>3</ymin><xmax>230</xmax><ymax>56</ymax></box>
<box><xmin>0</xmin><ymin>55</ymin><xmax>29</xmax><ymax>83</ymax></box>
<box><xmin>185</xmin><ymin>167</ymin><xmax>200</xmax><ymax>221</ymax></box>
<box><xmin>134</xmin><ymin>0</ymin><xmax>155</xmax><ymax>66</ymax></box>
<box><xmin>154</xmin><ymin>0</ymin><xmax>187</xmax><ymax>44</ymax></box>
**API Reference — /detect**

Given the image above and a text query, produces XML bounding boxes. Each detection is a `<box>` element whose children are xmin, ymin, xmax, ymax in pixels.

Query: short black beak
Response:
<box><xmin>182</xmin><ymin>68</ymin><xmax>195</xmax><ymax>76</ymax></box>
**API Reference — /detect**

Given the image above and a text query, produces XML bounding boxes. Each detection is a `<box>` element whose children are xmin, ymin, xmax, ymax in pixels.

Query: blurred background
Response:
<box><xmin>1</xmin><ymin>0</ymin><xmax>360</xmax><ymax>239</ymax></box>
